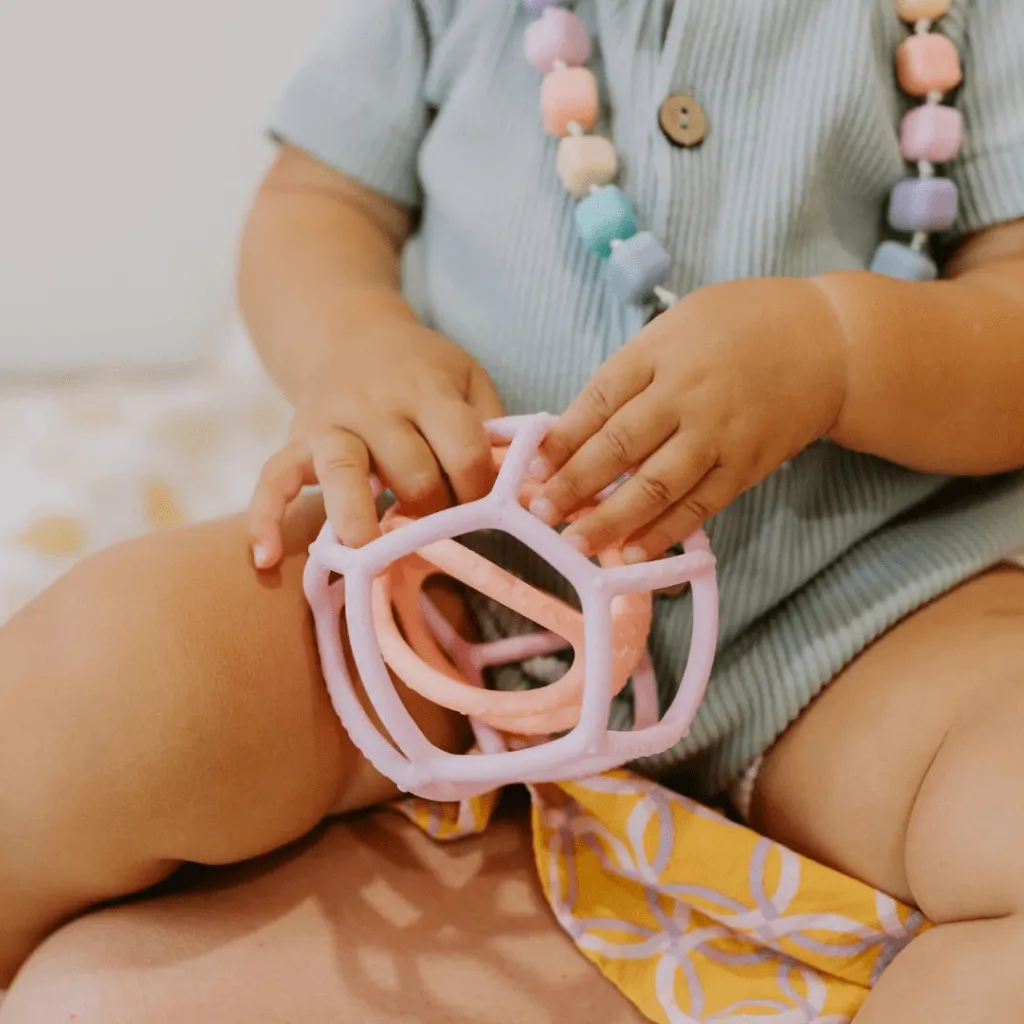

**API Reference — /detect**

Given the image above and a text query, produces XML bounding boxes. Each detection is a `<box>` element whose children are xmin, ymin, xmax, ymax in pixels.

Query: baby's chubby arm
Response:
<box><xmin>812</xmin><ymin>221</ymin><xmax>1024</xmax><ymax>475</ymax></box>
<box><xmin>530</xmin><ymin>220</ymin><xmax>1024</xmax><ymax>560</ymax></box>
<box><xmin>238</xmin><ymin>146</ymin><xmax>503</xmax><ymax>566</ymax></box>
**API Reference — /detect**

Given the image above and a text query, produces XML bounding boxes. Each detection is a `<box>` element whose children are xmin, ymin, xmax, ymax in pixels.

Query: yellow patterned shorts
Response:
<box><xmin>398</xmin><ymin>770</ymin><xmax>929</xmax><ymax>1024</ymax></box>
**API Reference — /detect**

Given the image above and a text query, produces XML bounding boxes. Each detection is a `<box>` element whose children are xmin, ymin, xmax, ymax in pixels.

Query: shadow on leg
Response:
<box><xmin>1</xmin><ymin>801</ymin><xmax>646</xmax><ymax>1024</ymax></box>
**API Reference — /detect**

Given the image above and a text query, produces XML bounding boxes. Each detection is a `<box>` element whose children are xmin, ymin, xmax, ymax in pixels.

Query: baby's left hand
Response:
<box><xmin>530</xmin><ymin>277</ymin><xmax>849</xmax><ymax>561</ymax></box>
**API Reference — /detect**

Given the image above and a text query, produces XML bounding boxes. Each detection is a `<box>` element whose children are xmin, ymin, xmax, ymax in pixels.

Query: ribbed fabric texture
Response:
<box><xmin>270</xmin><ymin>0</ymin><xmax>1024</xmax><ymax>799</ymax></box>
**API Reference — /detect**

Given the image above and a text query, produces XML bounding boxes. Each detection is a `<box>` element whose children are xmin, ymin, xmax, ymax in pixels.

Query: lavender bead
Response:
<box><xmin>606</xmin><ymin>232</ymin><xmax>671</xmax><ymax>304</ymax></box>
<box><xmin>523</xmin><ymin>0</ymin><xmax>560</xmax><ymax>16</ymax></box>
<box><xmin>869</xmin><ymin>241</ymin><xmax>938</xmax><ymax>282</ymax></box>
<box><xmin>888</xmin><ymin>177</ymin><xmax>959</xmax><ymax>233</ymax></box>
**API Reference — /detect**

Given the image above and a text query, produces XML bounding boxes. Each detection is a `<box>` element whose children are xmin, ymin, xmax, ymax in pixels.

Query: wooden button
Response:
<box><xmin>659</xmin><ymin>93</ymin><xmax>708</xmax><ymax>148</ymax></box>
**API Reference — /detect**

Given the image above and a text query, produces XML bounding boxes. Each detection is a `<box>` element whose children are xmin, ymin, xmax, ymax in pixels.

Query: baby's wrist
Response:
<box><xmin>334</xmin><ymin>286</ymin><xmax>421</xmax><ymax>340</ymax></box>
<box><xmin>804</xmin><ymin>275</ymin><xmax>854</xmax><ymax>440</ymax></box>
<box><xmin>286</xmin><ymin>292</ymin><xmax>421</xmax><ymax>400</ymax></box>
<box><xmin>809</xmin><ymin>270</ymin><xmax>920</xmax><ymax>453</ymax></box>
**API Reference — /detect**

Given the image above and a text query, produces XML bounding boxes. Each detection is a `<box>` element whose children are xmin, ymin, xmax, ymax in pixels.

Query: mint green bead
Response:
<box><xmin>574</xmin><ymin>185</ymin><xmax>637</xmax><ymax>259</ymax></box>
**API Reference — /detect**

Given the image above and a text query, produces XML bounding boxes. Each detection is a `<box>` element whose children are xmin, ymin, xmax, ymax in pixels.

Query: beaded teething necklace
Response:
<box><xmin>521</xmin><ymin>0</ymin><xmax>962</xmax><ymax>301</ymax></box>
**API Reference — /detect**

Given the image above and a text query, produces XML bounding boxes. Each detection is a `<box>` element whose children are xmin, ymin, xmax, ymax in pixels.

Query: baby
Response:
<box><xmin>2</xmin><ymin>1</ymin><xmax>1024</xmax><ymax>1021</ymax></box>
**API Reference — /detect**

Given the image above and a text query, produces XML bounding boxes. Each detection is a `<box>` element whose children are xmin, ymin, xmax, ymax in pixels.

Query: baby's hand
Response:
<box><xmin>248</xmin><ymin>320</ymin><xmax>504</xmax><ymax>568</ymax></box>
<box><xmin>530</xmin><ymin>278</ymin><xmax>849</xmax><ymax>561</ymax></box>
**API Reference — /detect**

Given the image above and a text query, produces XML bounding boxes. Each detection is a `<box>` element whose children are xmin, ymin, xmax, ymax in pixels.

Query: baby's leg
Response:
<box><xmin>0</xmin><ymin>807</ymin><xmax>647</xmax><ymax>1024</ymax></box>
<box><xmin>0</xmin><ymin>495</ymin><xmax>466</xmax><ymax>985</ymax></box>
<box><xmin>751</xmin><ymin>565</ymin><xmax>1024</xmax><ymax>1021</ymax></box>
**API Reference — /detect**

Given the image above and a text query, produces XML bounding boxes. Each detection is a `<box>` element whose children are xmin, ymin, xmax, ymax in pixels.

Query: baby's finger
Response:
<box><xmin>248</xmin><ymin>443</ymin><xmax>317</xmax><ymax>568</ymax></box>
<box><xmin>419</xmin><ymin>399</ymin><xmax>496</xmax><ymax>505</ymax></box>
<box><xmin>533</xmin><ymin>393</ymin><xmax>675</xmax><ymax>525</ymax></box>
<box><xmin>311</xmin><ymin>430</ymin><xmax>378</xmax><ymax>547</ymax></box>
<box><xmin>466</xmin><ymin>365</ymin><xmax>507</xmax><ymax>422</ymax></box>
<box><xmin>535</xmin><ymin>349</ymin><xmax>653</xmax><ymax>480</ymax></box>
<box><xmin>365</xmin><ymin>417</ymin><xmax>450</xmax><ymax>517</ymax></box>
<box><xmin>563</xmin><ymin>435</ymin><xmax>716</xmax><ymax>555</ymax></box>
<box><xmin>622</xmin><ymin>465</ymin><xmax>738</xmax><ymax>564</ymax></box>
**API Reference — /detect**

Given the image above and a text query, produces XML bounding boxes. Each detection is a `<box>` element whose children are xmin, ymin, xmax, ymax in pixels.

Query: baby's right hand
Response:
<box><xmin>247</xmin><ymin>321</ymin><xmax>504</xmax><ymax>568</ymax></box>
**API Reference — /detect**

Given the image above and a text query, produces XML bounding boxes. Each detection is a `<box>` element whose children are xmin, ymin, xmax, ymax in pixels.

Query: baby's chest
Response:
<box><xmin>415</xmin><ymin>0</ymin><xmax>970</xmax><ymax>285</ymax></box>
<box><xmin>422</xmin><ymin>0</ymin><xmax>968</xmax><ymax>168</ymax></box>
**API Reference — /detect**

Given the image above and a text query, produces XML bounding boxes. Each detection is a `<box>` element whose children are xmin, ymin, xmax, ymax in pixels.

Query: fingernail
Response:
<box><xmin>565</xmin><ymin>533</ymin><xmax>590</xmax><ymax>556</ymax></box>
<box><xmin>528</xmin><ymin>457</ymin><xmax>552</xmax><ymax>482</ymax></box>
<box><xmin>529</xmin><ymin>495</ymin><xmax>559</xmax><ymax>525</ymax></box>
<box><xmin>623</xmin><ymin>545</ymin><xmax>648</xmax><ymax>565</ymax></box>
<box><xmin>253</xmin><ymin>544</ymin><xmax>271</xmax><ymax>569</ymax></box>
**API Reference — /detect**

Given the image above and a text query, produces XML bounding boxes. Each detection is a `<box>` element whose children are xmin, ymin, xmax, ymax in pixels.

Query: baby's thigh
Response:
<box><xmin>1</xmin><ymin>809</ymin><xmax>645</xmax><ymax>1024</ymax></box>
<box><xmin>0</xmin><ymin>493</ymin><xmax>460</xmax><ymax>876</ymax></box>
<box><xmin>752</xmin><ymin>566</ymin><xmax>1024</xmax><ymax>916</ymax></box>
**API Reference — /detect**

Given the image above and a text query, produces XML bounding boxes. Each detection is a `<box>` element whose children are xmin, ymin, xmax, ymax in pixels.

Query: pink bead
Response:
<box><xmin>896</xmin><ymin>33</ymin><xmax>962</xmax><ymax>97</ymax></box>
<box><xmin>541</xmin><ymin>67</ymin><xmax>599</xmax><ymax>136</ymax></box>
<box><xmin>525</xmin><ymin>8</ymin><xmax>591</xmax><ymax>73</ymax></box>
<box><xmin>900</xmin><ymin>104</ymin><xmax>963</xmax><ymax>163</ymax></box>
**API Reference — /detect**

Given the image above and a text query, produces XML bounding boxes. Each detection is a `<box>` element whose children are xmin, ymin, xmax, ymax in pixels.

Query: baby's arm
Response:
<box><xmin>530</xmin><ymin>221</ymin><xmax>1024</xmax><ymax>560</ymax></box>
<box><xmin>816</xmin><ymin>219</ymin><xmax>1024</xmax><ymax>476</ymax></box>
<box><xmin>239</xmin><ymin>146</ymin><xmax>503</xmax><ymax>564</ymax></box>
<box><xmin>239</xmin><ymin>144</ymin><xmax>416</xmax><ymax>402</ymax></box>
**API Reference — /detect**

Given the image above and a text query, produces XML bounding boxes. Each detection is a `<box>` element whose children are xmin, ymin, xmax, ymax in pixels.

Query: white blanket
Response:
<box><xmin>0</xmin><ymin>332</ymin><xmax>289</xmax><ymax>624</ymax></box>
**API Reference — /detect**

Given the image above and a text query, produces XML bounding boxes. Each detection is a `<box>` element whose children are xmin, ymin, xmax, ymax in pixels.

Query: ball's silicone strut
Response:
<box><xmin>304</xmin><ymin>414</ymin><xmax>719</xmax><ymax>802</ymax></box>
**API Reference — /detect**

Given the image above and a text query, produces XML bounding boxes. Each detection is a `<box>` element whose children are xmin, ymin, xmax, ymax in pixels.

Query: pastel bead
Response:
<box><xmin>556</xmin><ymin>135</ymin><xmax>619</xmax><ymax>195</ymax></box>
<box><xmin>896</xmin><ymin>34</ymin><xmax>962</xmax><ymax>97</ymax></box>
<box><xmin>523</xmin><ymin>0</ymin><xmax>560</xmax><ymax>16</ymax></box>
<box><xmin>870</xmin><ymin>241</ymin><xmax>938</xmax><ymax>281</ymax></box>
<box><xmin>575</xmin><ymin>186</ymin><xmax>637</xmax><ymax>259</ymax></box>
<box><xmin>541</xmin><ymin>67</ymin><xmax>599</xmax><ymax>136</ymax></box>
<box><xmin>606</xmin><ymin>232</ymin><xmax>671</xmax><ymax>304</ymax></box>
<box><xmin>888</xmin><ymin>177</ymin><xmax>959</xmax><ymax>232</ymax></box>
<box><xmin>895</xmin><ymin>0</ymin><xmax>951</xmax><ymax>23</ymax></box>
<box><xmin>525</xmin><ymin>8</ymin><xmax>591</xmax><ymax>72</ymax></box>
<box><xmin>900</xmin><ymin>104</ymin><xmax>963</xmax><ymax>163</ymax></box>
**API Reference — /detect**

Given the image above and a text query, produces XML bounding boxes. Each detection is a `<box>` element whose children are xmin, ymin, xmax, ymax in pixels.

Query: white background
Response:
<box><xmin>0</xmin><ymin>0</ymin><xmax>336</xmax><ymax>374</ymax></box>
